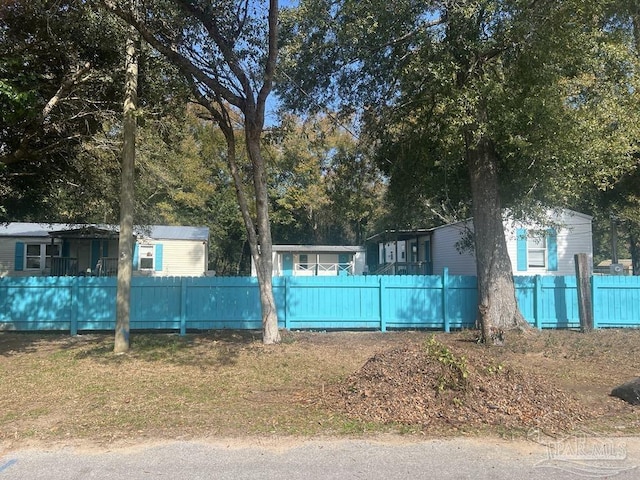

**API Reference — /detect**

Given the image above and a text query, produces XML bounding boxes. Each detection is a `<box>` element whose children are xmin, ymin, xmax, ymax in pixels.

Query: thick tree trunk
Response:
<box><xmin>465</xmin><ymin>129</ymin><xmax>529</xmax><ymax>344</ymax></box>
<box><xmin>114</xmin><ymin>26</ymin><xmax>138</xmax><ymax>354</ymax></box>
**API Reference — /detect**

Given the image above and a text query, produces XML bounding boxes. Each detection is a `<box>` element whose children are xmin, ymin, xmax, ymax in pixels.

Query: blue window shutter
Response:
<box><xmin>133</xmin><ymin>243</ymin><xmax>139</xmax><ymax>270</ymax></box>
<box><xmin>547</xmin><ymin>228</ymin><xmax>558</xmax><ymax>271</ymax></box>
<box><xmin>154</xmin><ymin>244</ymin><xmax>163</xmax><ymax>271</ymax></box>
<box><xmin>91</xmin><ymin>240</ymin><xmax>101</xmax><ymax>271</ymax></box>
<box><xmin>15</xmin><ymin>242</ymin><xmax>24</xmax><ymax>271</ymax></box>
<box><xmin>516</xmin><ymin>229</ymin><xmax>528</xmax><ymax>271</ymax></box>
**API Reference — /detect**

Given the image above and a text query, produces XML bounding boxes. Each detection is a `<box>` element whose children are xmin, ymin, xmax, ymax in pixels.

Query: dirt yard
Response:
<box><xmin>1</xmin><ymin>328</ymin><xmax>639</xmax><ymax>449</ymax></box>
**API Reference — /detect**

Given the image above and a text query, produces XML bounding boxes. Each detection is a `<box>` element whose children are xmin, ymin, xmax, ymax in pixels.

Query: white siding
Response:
<box><xmin>143</xmin><ymin>239</ymin><xmax>207</xmax><ymax>276</ymax></box>
<box><xmin>506</xmin><ymin>210</ymin><xmax>593</xmax><ymax>276</ymax></box>
<box><xmin>0</xmin><ymin>237</ymin><xmax>20</xmax><ymax>277</ymax></box>
<box><xmin>429</xmin><ymin>209</ymin><xmax>593</xmax><ymax>277</ymax></box>
<box><xmin>0</xmin><ymin>236</ymin><xmax>55</xmax><ymax>277</ymax></box>
<box><xmin>353</xmin><ymin>251</ymin><xmax>366</xmax><ymax>274</ymax></box>
<box><xmin>431</xmin><ymin>221</ymin><xmax>477</xmax><ymax>276</ymax></box>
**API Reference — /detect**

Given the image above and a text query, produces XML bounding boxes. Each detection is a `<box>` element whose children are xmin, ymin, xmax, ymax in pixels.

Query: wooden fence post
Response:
<box><xmin>179</xmin><ymin>277</ymin><xmax>187</xmax><ymax>336</ymax></box>
<box><xmin>70</xmin><ymin>277</ymin><xmax>79</xmax><ymax>336</ymax></box>
<box><xmin>534</xmin><ymin>275</ymin><xmax>542</xmax><ymax>329</ymax></box>
<box><xmin>574</xmin><ymin>253</ymin><xmax>593</xmax><ymax>332</ymax></box>
<box><xmin>379</xmin><ymin>276</ymin><xmax>387</xmax><ymax>332</ymax></box>
<box><xmin>284</xmin><ymin>276</ymin><xmax>290</xmax><ymax>330</ymax></box>
<box><xmin>442</xmin><ymin>268</ymin><xmax>450</xmax><ymax>333</ymax></box>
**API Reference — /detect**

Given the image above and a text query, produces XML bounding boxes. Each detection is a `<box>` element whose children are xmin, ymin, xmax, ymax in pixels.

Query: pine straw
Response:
<box><xmin>321</xmin><ymin>342</ymin><xmax>590</xmax><ymax>435</ymax></box>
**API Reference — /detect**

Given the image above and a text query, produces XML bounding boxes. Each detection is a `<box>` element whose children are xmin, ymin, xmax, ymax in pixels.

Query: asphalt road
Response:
<box><xmin>1</xmin><ymin>436</ymin><xmax>639</xmax><ymax>479</ymax></box>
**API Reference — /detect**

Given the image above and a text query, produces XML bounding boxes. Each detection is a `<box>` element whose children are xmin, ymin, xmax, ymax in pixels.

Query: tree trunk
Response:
<box><xmin>465</xmin><ymin>128</ymin><xmax>529</xmax><ymax>344</ymax></box>
<box><xmin>114</xmin><ymin>26</ymin><xmax>138</xmax><ymax>354</ymax></box>
<box><xmin>214</xmin><ymin>107</ymin><xmax>280</xmax><ymax>345</ymax></box>
<box><xmin>245</xmin><ymin>122</ymin><xmax>280</xmax><ymax>345</ymax></box>
<box><xmin>630</xmin><ymin>231</ymin><xmax>640</xmax><ymax>276</ymax></box>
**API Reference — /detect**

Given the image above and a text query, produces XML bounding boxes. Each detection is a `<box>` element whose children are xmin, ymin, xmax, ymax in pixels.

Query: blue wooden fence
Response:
<box><xmin>1</xmin><ymin>272</ymin><xmax>640</xmax><ymax>334</ymax></box>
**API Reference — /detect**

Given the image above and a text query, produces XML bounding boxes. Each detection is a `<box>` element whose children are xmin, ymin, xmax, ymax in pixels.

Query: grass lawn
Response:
<box><xmin>1</xmin><ymin>329</ymin><xmax>639</xmax><ymax>449</ymax></box>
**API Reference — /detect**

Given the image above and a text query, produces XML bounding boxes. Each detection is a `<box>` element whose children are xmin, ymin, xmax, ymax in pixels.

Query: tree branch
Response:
<box><xmin>1</xmin><ymin>62</ymin><xmax>92</xmax><ymax>165</ymax></box>
<box><xmin>99</xmin><ymin>0</ymin><xmax>246</xmax><ymax>110</ymax></box>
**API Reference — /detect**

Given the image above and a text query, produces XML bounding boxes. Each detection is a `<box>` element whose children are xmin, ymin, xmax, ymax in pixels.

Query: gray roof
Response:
<box><xmin>272</xmin><ymin>245</ymin><xmax>365</xmax><ymax>253</ymax></box>
<box><xmin>0</xmin><ymin>223</ymin><xmax>209</xmax><ymax>241</ymax></box>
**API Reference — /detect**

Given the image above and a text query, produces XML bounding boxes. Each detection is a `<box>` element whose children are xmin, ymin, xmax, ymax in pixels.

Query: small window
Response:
<box><xmin>25</xmin><ymin>243</ymin><xmax>60</xmax><ymax>270</ymax></box>
<box><xmin>299</xmin><ymin>254</ymin><xmax>308</xmax><ymax>269</ymax></box>
<box><xmin>528</xmin><ymin>235</ymin><xmax>546</xmax><ymax>268</ymax></box>
<box><xmin>139</xmin><ymin>244</ymin><xmax>154</xmax><ymax>270</ymax></box>
<box><xmin>26</xmin><ymin>244</ymin><xmax>42</xmax><ymax>269</ymax></box>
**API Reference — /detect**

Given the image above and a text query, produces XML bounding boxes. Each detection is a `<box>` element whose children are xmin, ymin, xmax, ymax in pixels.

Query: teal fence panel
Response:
<box><xmin>515</xmin><ymin>275</ymin><xmax>581</xmax><ymax>328</ymax></box>
<box><xmin>183</xmin><ymin>276</ymin><xmax>262</xmax><ymax>330</ymax></box>
<box><xmin>539</xmin><ymin>276</ymin><xmax>580</xmax><ymax>329</ymax></box>
<box><xmin>75</xmin><ymin>277</ymin><xmax>116</xmax><ymax>331</ymax></box>
<box><xmin>0</xmin><ymin>276</ymin><xmax>73</xmax><ymax>331</ymax></box>
<box><xmin>2</xmin><ymin>274</ymin><xmax>640</xmax><ymax>334</ymax></box>
<box><xmin>285</xmin><ymin>275</ymin><xmax>381</xmax><ymax>330</ymax></box>
<box><xmin>130</xmin><ymin>277</ymin><xmax>182</xmax><ymax>330</ymax></box>
<box><xmin>593</xmin><ymin>275</ymin><xmax>640</xmax><ymax>327</ymax></box>
<box><xmin>381</xmin><ymin>275</ymin><xmax>446</xmax><ymax>330</ymax></box>
<box><xmin>514</xmin><ymin>276</ymin><xmax>536</xmax><ymax>326</ymax></box>
<box><xmin>445</xmin><ymin>275</ymin><xmax>478</xmax><ymax>330</ymax></box>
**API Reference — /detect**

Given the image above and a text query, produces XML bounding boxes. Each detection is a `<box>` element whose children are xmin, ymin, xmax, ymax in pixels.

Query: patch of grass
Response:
<box><xmin>1</xmin><ymin>329</ymin><xmax>640</xmax><ymax>446</ymax></box>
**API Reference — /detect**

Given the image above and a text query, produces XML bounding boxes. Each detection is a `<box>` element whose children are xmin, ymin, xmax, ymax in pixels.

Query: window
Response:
<box><xmin>517</xmin><ymin>228</ymin><xmax>557</xmax><ymax>272</ymax></box>
<box><xmin>139</xmin><ymin>244</ymin><xmax>154</xmax><ymax>270</ymax></box>
<box><xmin>26</xmin><ymin>244</ymin><xmax>42</xmax><ymax>269</ymax></box>
<box><xmin>528</xmin><ymin>235</ymin><xmax>547</xmax><ymax>268</ymax></box>
<box><xmin>299</xmin><ymin>254</ymin><xmax>308</xmax><ymax>269</ymax></box>
<box><xmin>25</xmin><ymin>243</ymin><xmax>60</xmax><ymax>270</ymax></box>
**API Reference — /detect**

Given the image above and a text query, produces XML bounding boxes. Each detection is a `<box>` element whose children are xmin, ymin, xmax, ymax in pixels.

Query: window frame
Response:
<box><xmin>298</xmin><ymin>254</ymin><xmax>308</xmax><ymax>270</ymax></box>
<box><xmin>527</xmin><ymin>235</ymin><xmax>547</xmax><ymax>269</ymax></box>
<box><xmin>24</xmin><ymin>242</ymin><xmax>61</xmax><ymax>271</ymax></box>
<box><xmin>138</xmin><ymin>244</ymin><xmax>155</xmax><ymax>270</ymax></box>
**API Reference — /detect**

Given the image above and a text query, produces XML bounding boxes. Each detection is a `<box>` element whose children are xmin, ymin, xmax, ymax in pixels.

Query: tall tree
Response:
<box><xmin>268</xmin><ymin>114</ymin><xmax>385</xmax><ymax>245</ymax></box>
<box><xmin>114</xmin><ymin>23</ymin><xmax>139</xmax><ymax>354</ymax></box>
<box><xmin>101</xmin><ymin>0</ymin><xmax>281</xmax><ymax>343</ymax></box>
<box><xmin>279</xmin><ymin>0</ymin><xmax>640</xmax><ymax>342</ymax></box>
<box><xmin>0</xmin><ymin>0</ymin><xmax>125</xmax><ymax>221</ymax></box>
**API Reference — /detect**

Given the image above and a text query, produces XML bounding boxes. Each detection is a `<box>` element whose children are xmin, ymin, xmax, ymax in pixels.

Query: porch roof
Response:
<box><xmin>366</xmin><ymin>229</ymin><xmax>434</xmax><ymax>243</ymax></box>
<box><xmin>49</xmin><ymin>225</ymin><xmax>119</xmax><ymax>239</ymax></box>
<box><xmin>272</xmin><ymin>245</ymin><xmax>365</xmax><ymax>253</ymax></box>
<box><xmin>0</xmin><ymin>223</ymin><xmax>209</xmax><ymax>241</ymax></box>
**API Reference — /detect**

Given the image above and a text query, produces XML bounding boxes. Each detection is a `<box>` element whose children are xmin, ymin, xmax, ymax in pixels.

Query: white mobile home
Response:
<box><xmin>0</xmin><ymin>223</ymin><xmax>209</xmax><ymax>277</ymax></box>
<box><xmin>253</xmin><ymin>245</ymin><xmax>367</xmax><ymax>277</ymax></box>
<box><xmin>366</xmin><ymin>209</ymin><xmax>593</xmax><ymax>276</ymax></box>
<box><xmin>430</xmin><ymin>209</ymin><xmax>593</xmax><ymax>276</ymax></box>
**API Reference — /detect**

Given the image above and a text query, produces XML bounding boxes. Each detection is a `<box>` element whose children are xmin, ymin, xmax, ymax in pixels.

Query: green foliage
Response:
<box><xmin>423</xmin><ymin>336</ymin><xmax>469</xmax><ymax>393</ymax></box>
<box><xmin>267</xmin><ymin>114</ymin><xmax>386</xmax><ymax>244</ymax></box>
<box><xmin>0</xmin><ymin>0</ymin><xmax>125</xmax><ymax>220</ymax></box>
<box><xmin>280</xmin><ymin>0</ymin><xmax>640</xmax><ymax>237</ymax></box>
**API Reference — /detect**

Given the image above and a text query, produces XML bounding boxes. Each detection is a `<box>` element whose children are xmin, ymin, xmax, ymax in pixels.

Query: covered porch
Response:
<box><xmin>366</xmin><ymin>229</ymin><xmax>434</xmax><ymax>275</ymax></box>
<box><xmin>49</xmin><ymin>226</ymin><xmax>123</xmax><ymax>276</ymax></box>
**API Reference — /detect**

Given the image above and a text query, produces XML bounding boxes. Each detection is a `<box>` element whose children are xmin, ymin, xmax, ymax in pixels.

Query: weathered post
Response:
<box><xmin>574</xmin><ymin>253</ymin><xmax>593</xmax><ymax>332</ymax></box>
